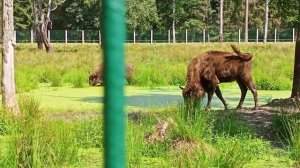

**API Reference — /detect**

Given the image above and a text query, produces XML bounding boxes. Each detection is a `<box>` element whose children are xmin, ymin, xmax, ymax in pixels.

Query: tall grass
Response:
<box><xmin>0</xmin><ymin>96</ymin><xmax>80</xmax><ymax>167</ymax></box>
<box><xmin>271</xmin><ymin>113</ymin><xmax>300</xmax><ymax>164</ymax></box>
<box><xmin>126</xmin><ymin>104</ymin><xmax>291</xmax><ymax>167</ymax></box>
<box><xmin>13</xmin><ymin>43</ymin><xmax>294</xmax><ymax>92</ymax></box>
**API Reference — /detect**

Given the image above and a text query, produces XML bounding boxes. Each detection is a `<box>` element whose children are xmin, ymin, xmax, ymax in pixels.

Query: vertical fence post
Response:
<box><xmin>185</xmin><ymin>29</ymin><xmax>188</xmax><ymax>43</ymax></box>
<box><xmin>133</xmin><ymin>30</ymin><xmax>136</xmax><ymax>44</ymax></box>
<box><xmin>168</xmin><ymin>30</ymin><xmax>170</xmax><ymax>43</ymax></box>
<box><xmin>102</xmin><ymin>0</ymin><xmax>126</xmax><ymax>167</ymax></box>
<box><xmin>99</xmin><ymin>30</ymin><xmax>101</xmax><ymax>44</ymax></box>
<box><xmin>238</xmin><ymin>29</ymin><xmax>241</xmax><ymax>43</ymax></box>
<box><xmin>293</xmin><ymin>28</ymin><xmax>295</xmax><ymax>43</ymax></box>
<box><xmin>150</xmin><ymin>29</ymin><xmax>153</xmax><ymax>44</ymax></box>
<box><xmin>274</xmin><ymin>29</ymin><xmax>277</xmax><ymax>43</ymax></box>
<box><xmin>82</xmin><ymin>30</ymin><xmax>85</xmax><ymax>44</ymax></box>
<box><xmin>256</xmin><ymin>29</ymin><xmax>258</xmax><ymax>43</ymax></box>
<box><xmin>203</xmin><ymin>29</ymin><xmax>206</xmax><ymax>43</ymax></box>
<box><xmin>31</xmin><ymin>29</ymin><xmax>34</xmax><ymax>43</ymax></box>
<box><xmin>48</xmin><ymin>30</ymin><xmax>50</xmax><ymax>42</ymax></box>
<box><xmin>208</xmin><ymin>32</ymin><xmax>210</xmax><ymax>42</ymax></box>
<box><xmin>65</xmin><ymin>30</ymin><xmax>68</xmax><ymax>43</ymax></box>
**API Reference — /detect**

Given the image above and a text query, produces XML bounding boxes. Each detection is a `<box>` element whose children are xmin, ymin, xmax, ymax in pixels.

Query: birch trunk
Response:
<box><xmin>219</xmin><ymin>0</ymin><xmax>224</xmax><ymax>42</ymax></box>
<box><xmin>245</xmin><ymin>0</ymin><xmax>249</xmax><ymax>42</ymax></box>
<box><xmin>2</xmin><ymin>0</ymin><xmax>20</xmax><ymax>115</ymax></box>
<box><xmin>263</xmin><ymin>0</ymin><xmax>269</xmax><ymax>43</ymax></box>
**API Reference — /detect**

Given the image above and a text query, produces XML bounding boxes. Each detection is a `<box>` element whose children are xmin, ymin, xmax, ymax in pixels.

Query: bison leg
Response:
<box><xmin>245</xmin><ymin>79</ymin><xmax>259</xmax><ymax>110</ymax></box>
<box><xmin>206</xmin><ymin>91</ymin><xmax>213</xmax><ymax>110</ymax></box>
<box><xmin>205</xmin><ymin>85</ymin><xmax>216</xmax><ymax>110</ymax></box>
<box><xmin>215</xmin><ymin>86</ymin><xmax>228</xmax><ymax>109</ymax></box>
<box><xmin>236</xmin><ymin>80</ymin><xmax>248</xmax><ymax>109</ymax></box>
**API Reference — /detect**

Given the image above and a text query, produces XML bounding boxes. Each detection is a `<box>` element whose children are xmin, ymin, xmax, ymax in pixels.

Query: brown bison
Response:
<box><xmin>180</xmin><ymin>45</ymin><xmax>258</xmax><ymax>110</ymax></box>
<box><xmin>89</xmin><ymin>63</ymin><xmax>135</xmax><ymax>86</ymax></box>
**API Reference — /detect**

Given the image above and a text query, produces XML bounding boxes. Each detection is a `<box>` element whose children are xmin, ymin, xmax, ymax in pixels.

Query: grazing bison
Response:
<box><xmin>180</xmin><ymin>45</ymin><xmax>258</xmax><ymax>110</ymax></box>
<box><xmin>89</xmin><ymin>63</ymin><xmax>135</xmax><ymax>86</ymax></box>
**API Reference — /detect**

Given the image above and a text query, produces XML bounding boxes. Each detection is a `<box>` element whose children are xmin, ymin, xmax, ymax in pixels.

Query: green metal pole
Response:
<box><xmin>102</xmin><ymin>0</ymin><xmax>126</xmax><ymax>167</ymax></box>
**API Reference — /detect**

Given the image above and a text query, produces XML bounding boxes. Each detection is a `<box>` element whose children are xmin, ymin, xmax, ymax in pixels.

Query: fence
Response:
<box><xmin>15</xmin><ymin>28</ymin><xmax>297</xmax><ymax>43</ymax></box>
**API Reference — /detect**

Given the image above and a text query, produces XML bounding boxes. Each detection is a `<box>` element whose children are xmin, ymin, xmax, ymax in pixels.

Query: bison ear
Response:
<box><xmin>230</xmin><ymin>44</ymin><xmax>241</xmax><ymax>55</ymax></box>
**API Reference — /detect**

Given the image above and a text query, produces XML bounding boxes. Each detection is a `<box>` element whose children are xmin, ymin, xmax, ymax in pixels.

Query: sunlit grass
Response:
<box><xmin>14</xmin><ymin>43</ymin><xmax>295</xmax><ymax>91</ymax></box>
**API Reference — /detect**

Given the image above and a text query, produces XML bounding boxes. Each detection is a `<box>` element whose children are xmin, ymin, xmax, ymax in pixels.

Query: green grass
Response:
<box><xmin>14</xmin><ymin>43</ymin><xmax>295</xmax><ymax>91</ymax></box>
<box><xmin>0</xmin><ymin>43</ymin><xmax>298</xmax><ymax>167</ymax></box>
<box><xmin>125</xmin><ymin>105</ymin><xmax>296</xmax><ymax>168</ymax></box>
<box><xmin>0</xmin><ymin>97</ymin><xmax>298</xmax><ymax>167</ymax></box>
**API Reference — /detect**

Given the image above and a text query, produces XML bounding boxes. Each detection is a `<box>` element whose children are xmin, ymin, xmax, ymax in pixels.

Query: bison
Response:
<box><xmin>89</xmin><ymin>63</ymin><xmax>135</xmax><ymax>86</ymax></box>
<box><xmin>180</xmin><ymin>45</ymin><xmax>258</xmax><ymax>110</ymax></box>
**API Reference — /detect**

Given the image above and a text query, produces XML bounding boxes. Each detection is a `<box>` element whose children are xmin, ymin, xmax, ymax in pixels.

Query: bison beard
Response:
<box><xmin>180</xmin><ymin>45</ymin><xmax>259</xmax><ymax>110</ymax></box>
<box><xmin>89</xmin><ymin>63</ymin><xmax>135</xmax><ymax>86</ymax></box>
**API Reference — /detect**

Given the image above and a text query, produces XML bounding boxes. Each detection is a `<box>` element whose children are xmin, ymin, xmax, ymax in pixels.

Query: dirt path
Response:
<box><xmin>233</xmin><ymin>98</ymin><xmax>300</xmax><ymax>147</ymax></box>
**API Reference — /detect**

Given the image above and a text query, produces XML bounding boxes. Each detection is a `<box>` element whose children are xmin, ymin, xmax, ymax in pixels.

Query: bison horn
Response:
<box><xmin>179</xmin><ymin>85</ymin><xmax>185</xmax><ymax>90</ymax></box>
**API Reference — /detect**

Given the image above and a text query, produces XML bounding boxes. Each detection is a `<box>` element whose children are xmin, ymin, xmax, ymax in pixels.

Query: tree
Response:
<box><xmin>263</xmin><ymin>0</ymin><xmax>269</xmax><ymax>43</ymax></box>
<box><xmin>52</xmin><ymin>0</ymin><xmax>102</xmax><ymax>30</ymax></box>
<box><xmin>219</xmin><ymin>0</ymin><xmax>224</xmax><ymax>42</ymax></box>
<box><xmin>274</xmin><ymin>0</ymin><xmax>300</xmax><ymax>99</ymax></box>
<box><xmin>244</xmin><ymin>0</ymin><xmax>249</xmax><ymax>42</ymax></box>
<box><xmin>126</xmin><ymin>0</ymin><xmax>159</xmax><ymax>32</ymax></box>
<box><xmin>1</xmin><ymin>0</ymin><xmax>20</xmax><ymax>115</ymax></box>
<box><xmin>14</xmin><ymin>0</ymin><xmax>34</xmax><ymax>30</ymax></box>
<box><xmin>32</xmin><ymin>0</ymin><xmax>66</xmax><ymax>53</ymax></box>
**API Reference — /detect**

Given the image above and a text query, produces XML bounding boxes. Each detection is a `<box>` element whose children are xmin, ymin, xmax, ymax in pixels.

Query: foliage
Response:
<box><xmin>52</xmin><ymin>0</ymin><xmax>102</xmax><ymax>30</ymax></box>
<box><xmin>126</xmin><ymin>0</ymin><xmax>160</xmax><ymax>31</ymax></box>
<box><xmin>13</xmin><ymin>0</ymin><xmax>297</xmax><ymax>34</ymax></box>
<box><xmin>273</xmin><ymin>0</ymin><xmax>300</xmax><ymax>27</ymax></box>
<box><xmin>14</xmin><ymin>0</ymin><xmax>34</xmax><ymax>30</ymax></box>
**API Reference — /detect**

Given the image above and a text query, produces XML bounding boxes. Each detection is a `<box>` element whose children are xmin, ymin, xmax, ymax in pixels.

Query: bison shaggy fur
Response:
<box><xmin>89</xmin><ymin>63</ymin><xmax>135</xmax><ymax>86</ymax></box>
<box><xmin>180</xmin><ymin>45</ymin><xmax>258</xmax><ymax>110</ymax></box>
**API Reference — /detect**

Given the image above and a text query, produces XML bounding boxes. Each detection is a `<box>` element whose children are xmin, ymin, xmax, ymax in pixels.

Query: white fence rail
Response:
<box><xmin>15</xmin><ymin>28</ymin><xmax>297</xmax><ymax>44</ymax></box>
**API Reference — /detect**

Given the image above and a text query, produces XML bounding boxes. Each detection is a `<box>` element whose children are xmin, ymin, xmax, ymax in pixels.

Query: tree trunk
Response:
<box><xmin>2</xmin><ymin>0</ymin><xmax>20</xmax><ymax>115</ymax></box>
<box><xmin>172</xmin><ymin>0</ymin><xmax>176</xmax><ymax>43</ymax></box>
<box><xmin>33</xmin><ymin>0</ymin><xmax>52</xmax><ymax>53</ymax></box>
<box><xmin>291</xmin><ymin>27</ymin><xmax>300</xmax><ymax>98</ymax></box>
<box><xmin>219</xmin><ymin>0</ymin><xmax>224</xmax><ymax>42</ymax></box>
<box><xmin>245</xmin><ymin>0</ymin><xmax>249</xmax><ymax>42</ymax></box>
<box><xmin>263</xmin><ymin>0</ymin><xmax>269</xmax><ymax>43</ymax></box>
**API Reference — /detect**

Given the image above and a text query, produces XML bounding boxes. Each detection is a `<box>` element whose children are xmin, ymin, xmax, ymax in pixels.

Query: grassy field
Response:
<box><xmin>14</xmin><ymin>43</ymin><xmax>294</xmax><ymax>92</ymax></box>
<box><xmin>0</xmin><ymin>43</ymin><xmax>299</xmax><ymax>167</ymax></box>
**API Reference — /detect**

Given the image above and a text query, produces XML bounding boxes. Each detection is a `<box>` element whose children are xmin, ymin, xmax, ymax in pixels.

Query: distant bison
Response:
<box><xmin>89</xmin><ymin>63</ymin><xmax>135</xmax><ymax>86</ymax></box>
<box><xmin>180</xmin><ymin>45</ymin><xmax>258</xmax><ymax>110</ymax></box>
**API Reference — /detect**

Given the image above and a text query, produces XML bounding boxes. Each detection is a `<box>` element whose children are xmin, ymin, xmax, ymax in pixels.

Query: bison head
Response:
<box><xmin>88</xmin><ymin>72</ymin><xmax>103</xmax><ymax>86</ymax></box>
<box><xmin>179</xmin><ymin>84</ymin><xmax>205</xmax><ymax>101</ymax></box>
